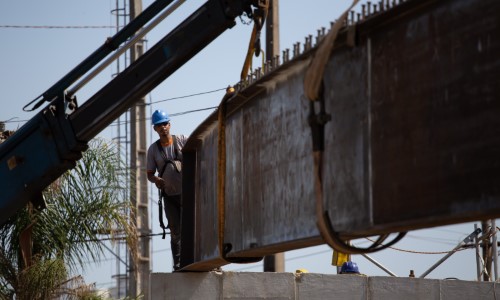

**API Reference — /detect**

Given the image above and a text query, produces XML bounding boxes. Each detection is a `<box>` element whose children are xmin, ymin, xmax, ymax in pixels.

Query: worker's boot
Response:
<box><xmin>171</xmin><ymin>238</ymin><xmax>181</xmax><ymax>271</ymax></box>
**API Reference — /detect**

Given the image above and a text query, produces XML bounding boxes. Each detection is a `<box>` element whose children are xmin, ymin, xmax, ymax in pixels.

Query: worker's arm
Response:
<box><xmin>147</xmin><ymin>170</ymin><xmax>165</xmax><ymax>190</ymax></box>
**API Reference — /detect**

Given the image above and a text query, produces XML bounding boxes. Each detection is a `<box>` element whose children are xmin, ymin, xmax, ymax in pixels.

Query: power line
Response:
<box><xmin>95</xmin><ymin>281</ymin><xmax>116</xmax><ymax>288</ymax></box>
<box><xmin>108</xmin><ymin>106</ymin><xmax>218</xmax><ymax>127</ymax></box>
<box><xmin>144</xmin><ymin>87</ymin><xmax>226</xmax><ymax>105</ymax></box>
<box><xmin>152</xmin><ymin>248</ymin><xmax>170</xmax><ymax>254</ymax></box>
<box><xmin>171</xmin><ymin>106</ymin><xmax>218</xmax><ymax>117</ymax></box>
<box><xmin>364</xmin><ymin>237</ymin><xmax>468</xmax><ymax>255</ymax></box>
<box><xmin>81</xmin><ymin>245</ymin><xmax>171</xmax><ymax>265</ymax></box>
<box><xmin>0</xmin><ymin>25</ymin><xmax>115</xmax><ymax>29</ymax></box>
<box><xmin>3</xmin><ymin>88</ymin><xmax>223</xmax><ymax>125</ymax></box>
<box><xmin>406</xmin><ymin>234</ymin><xmax>461</xmax><ymax>246</ymax></box>
<box><xmin>82</xmin><ymin>232</ymin><xmax>166</xmax><ymax>243</ymax></box>
<box><xmin>3</xmin><ymin>106</ymin><xmax>217</xmax><ymax>127</ymax></box>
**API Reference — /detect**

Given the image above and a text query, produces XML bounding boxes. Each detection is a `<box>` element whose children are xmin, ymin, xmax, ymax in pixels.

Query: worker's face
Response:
<box><xmin>154</xmin><ymin>122</ymin><xmax>170</xmax><ymax>137</ymax></box>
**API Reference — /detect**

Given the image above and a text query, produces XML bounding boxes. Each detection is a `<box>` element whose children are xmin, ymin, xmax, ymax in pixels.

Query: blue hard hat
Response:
<box><xmin>151</xmin><ymin>109</ymin><xmax>170</xmax><ymax>125</ymax></box>
<box><xmin>340</xmin><ymin>261</ymin><xmax>360</xmax><ymax>274</ymax></box>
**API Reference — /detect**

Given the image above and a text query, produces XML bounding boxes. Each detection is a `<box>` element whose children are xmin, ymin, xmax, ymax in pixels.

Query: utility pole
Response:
<box><xmin>492</xmin><ymin>219</ymin><xmax>499</xmax><ymax>281</ymax></box>
<box><xmin>481</xmin><ymin>220</ymin><xmax>493</xmax><ymax>281</ymax></box>
<box><xmin>129</xmin><ymin>0</ymin><xmax>150</xmax><ymax>299</ymax></box>
<box><xmin>480</xmin><ymin>219</ymin><xmax>499</xmax><ymax>282</ymax></box>
<box><xmin>263</xmin><ymin>0</ymin><xmax>284</xmax><ymax>273</ymax></box>
<box><xmin>265</xmin><ymin>0</ymin><xmax>280</xmax><ymax>63</ymax></box>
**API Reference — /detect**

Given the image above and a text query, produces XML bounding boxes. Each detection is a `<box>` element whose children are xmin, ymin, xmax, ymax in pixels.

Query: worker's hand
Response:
<box><xmin>155</xmin><ymin>177</ymin><xmax>165</xmax><ymax>189</ymax></box>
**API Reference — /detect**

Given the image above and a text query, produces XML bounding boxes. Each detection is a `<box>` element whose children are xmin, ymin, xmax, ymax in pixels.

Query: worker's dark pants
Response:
<box><xmin>163</xmin><ymin>193</ymin><xmax>181</xmax><ymax>271</ymax></box>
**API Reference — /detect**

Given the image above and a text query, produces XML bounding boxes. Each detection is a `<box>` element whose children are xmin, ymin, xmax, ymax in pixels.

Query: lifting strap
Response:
<box><xmin>156</xmin><ymin>135</ymin><xmax>179</xmax><ymax>239</ymax></box>
<box><xmin>304</xmin><ymin>0</ymin><xmax>360</xmax><ymax>101</ymax></box>
<box><xmin>217</xmin><ymin>89</ymin><xmax>231</xmax><ymax>258</ymax></box>
<box><xmin>304</xmin><ymin>0</ymin><xmax>407</xmax><ymax>253</ymax></box>
<box><xmin>240</xmin><ymin>1</ymin><xmax>269</xmax><ymax>82</ymax></box>
<box><xmin>216</xmin><ymin>87</ymin><xmax>263</xmax><ymax>263</ymax></box>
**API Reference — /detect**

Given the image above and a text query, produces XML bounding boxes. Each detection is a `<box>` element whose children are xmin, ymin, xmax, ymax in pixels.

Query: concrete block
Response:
<box><xmin>440</xmin><ymin>280</ymin><xmax>500</xmax><ymax>300</ymax></box>
<box><xmin>295</xmin><ymin>274</ymin><xmax>367</xmax><ymax>300</ymax></box>
<box><xmin>369</xmin><ymin>277</ymin><xmax>440</xmax><ymax>300</ymax></box>
<box><xmin>150</xmin><ymin>272</ymin><xmax>221</xmax><ymax>300</ymax></box>
<box><xmin>222</xmin><ymin>272</ymin><xmax>295</xmax><ymax>300</ymax></box>
<box><xmin>150</xmin><ymin>272</ymin><xmax>500</xmax><ymax>300</ymax></box>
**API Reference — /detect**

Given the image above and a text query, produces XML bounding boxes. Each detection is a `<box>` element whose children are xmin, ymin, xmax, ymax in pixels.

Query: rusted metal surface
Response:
<box><xmin>180</xmin><ymin>0</ymin><xmax>500</xmax><ymax>270</ymax></box>
<box><xmin>324</xmin><ymin>0</ymin><xmax>500</xmax><ymax>235</ymax></box>
<box><xmin>179</xmin><ymin>127</ymin><xmax>220</xmax><ymax>269</ymax></box>
<box><xmin>367</xmin><ymin>0</ymin><xmax>500</xmax><ymax>231</ymax></box>
<box><xmin>223</xmin><ymin>64</ymin><xmax>321</xmax><ymax>257</ymax></box>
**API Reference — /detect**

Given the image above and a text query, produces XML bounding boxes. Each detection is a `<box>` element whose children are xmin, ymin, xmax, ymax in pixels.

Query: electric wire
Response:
<box><xmin>143</xmin><ymin>87</ymin><xmax>226</xmax><ymax>105</ymax></box>
<box><xmin>80</xmin><ymin>246</ymin><xmax>171</xmax><ymax>265</ymax></box>
<box><xmin>107</xmin><ymin>106</ymin><xmax>218</xmax><ymax>127</ymax></box>
<box><xmin>0</xmin><ymin>25</ymin><xmax>116</xmax><ymax>29</ymax></box>
<box><xmin>230</xmin><ymin>230</ymin><xmax>485</xmax><ymax>272</ymax></box>
<box><xmin>82</xmin><ymin>232</ymin><xmax>166</xmax><ymax>243</ymax></box>
<box><xmin>229</xmin><ymin>233</ymin><xmax>481</xmax><ymax>272</ymax></box>
<box><xmin>95</xmin><ymin>281</ymin><xmax>116</xmax><ymax>288</ymax></box>
<box><xmin>405</xmin><ymin>234</ymin><xmax>462</xmax><ymax>246</ymax></box>
<box><xmin>152</xmin><ymin>248</ymin><xmax>170</xmax><ymax>254</ymax></box>
<box><xmin>83</xmin><ymin>230</ymin><xmax>483</xmax><ymax>272</ymax></box>
<box><xmin>2</xmin><ymin>87</ymin><xmax>225</xmax><ymax>125</ymax></box>
<box><xmin>365</xmin><ymin>236</ymin><xmax>468</xmax><ymax>255</ymax></box>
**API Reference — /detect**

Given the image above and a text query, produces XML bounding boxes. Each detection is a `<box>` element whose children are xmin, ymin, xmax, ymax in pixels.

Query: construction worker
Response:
<box><xmin>339</xmin><ymin>261</ymin><xmax>365</xmax><ymax>276</ymax></box>
<box><xmin>146</xmin><ymin>109</ymin><xmax>188</xmax><ymax>271</ymax></box>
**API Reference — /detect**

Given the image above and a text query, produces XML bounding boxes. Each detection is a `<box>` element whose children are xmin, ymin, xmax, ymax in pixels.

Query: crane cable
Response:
<box><xmin>239</xmin><ymin>1</ymin><xmax>268</xmax><ymax>82</ymax></box>
<box><xmin>217</xmin><ymin>88</ymin><xmax>231</xmax><ymax>260</ymax></box>
<box><xmin>213</xmin><ymin>2</ymin><xmax>270</xmax><ymax>263</ymax></box>
<box><xmin>304</xmin><ymin>0</ymin><xmax>358</xmax><ymax>100</ymax></box>
<box><xmin>216</xmin><ymin>87</ymin><xmax>262</xmax><ymax>264</ymax></box>
<box><xmin>305</xmin><ymin>0</ymin><xmax>407</xmax><ymax>254</ymax></box>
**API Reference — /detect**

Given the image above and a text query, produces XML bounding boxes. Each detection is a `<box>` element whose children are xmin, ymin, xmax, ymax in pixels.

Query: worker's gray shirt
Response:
<box><xmin>146</xmin><ymin>134</ymin><xmax>187</xmax><ymax>196</ymax></box>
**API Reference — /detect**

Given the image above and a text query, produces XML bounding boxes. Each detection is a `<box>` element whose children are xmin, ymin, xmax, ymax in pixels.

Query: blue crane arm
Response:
<box><xmin>0</xmin><ymin>0</ymin><xmax>260</xmax><ymax>225</ymax></box>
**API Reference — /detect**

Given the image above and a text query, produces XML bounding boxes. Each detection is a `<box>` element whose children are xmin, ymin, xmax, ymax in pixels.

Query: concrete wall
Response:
<box><xmin>150</xmin><ymin>272</ymin><xmax>500</xmax><ymax>299</ymax></box>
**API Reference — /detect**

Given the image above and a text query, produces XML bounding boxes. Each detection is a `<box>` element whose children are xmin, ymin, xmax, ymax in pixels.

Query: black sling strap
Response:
<box><xmin>156</xmin><ymin>135</ymin><xmax>181</xmax><ymax>175</ymax></box>
<box><xmin>156</xmin><ymin>135</ymin><xmax>179</xmax><ymax>239</ymax></box>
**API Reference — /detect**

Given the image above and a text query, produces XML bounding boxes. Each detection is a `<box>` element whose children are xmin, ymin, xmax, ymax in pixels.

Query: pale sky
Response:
<box><xmin>0</xmin><ymin>0</ymin><xmax>493</xmax><ymax>291</ymax></box>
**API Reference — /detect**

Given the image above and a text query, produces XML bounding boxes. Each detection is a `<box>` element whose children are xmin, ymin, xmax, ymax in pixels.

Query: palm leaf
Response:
<box><xmin>0</xmin><ymin>138</ymin><xmax>138</xmax><ymax>298</ymax></box>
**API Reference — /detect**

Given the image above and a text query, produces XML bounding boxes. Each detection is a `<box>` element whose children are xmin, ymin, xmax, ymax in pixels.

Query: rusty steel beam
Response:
<box><xmin>180</xmin><ymin>0</ymin><xmax>500</xmax><ymax>270</ymax></box>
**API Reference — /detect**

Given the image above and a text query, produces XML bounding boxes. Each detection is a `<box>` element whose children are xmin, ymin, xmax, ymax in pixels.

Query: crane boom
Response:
<box><xmin>0</xmin><ymin>0</ymin><xmax>260</xmax><ymax>225</ymax></box>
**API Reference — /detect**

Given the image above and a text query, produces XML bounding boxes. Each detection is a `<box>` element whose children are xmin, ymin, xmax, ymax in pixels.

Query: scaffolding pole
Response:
<box><xmin>420</xmin><ymin>228</ymin><xmax>481</xmax><ymax>278</ymax></box>
<box><xmin>361</xmin><ymin>253</ymin><xmax>397</xmax><ymax>277</ymax></box>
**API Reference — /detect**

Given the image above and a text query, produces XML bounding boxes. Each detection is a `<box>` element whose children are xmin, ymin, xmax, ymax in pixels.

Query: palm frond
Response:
<box><xmin>17</xmin><ymin>257</ymin><xmax>68</xmax><ymax>300</ymax></box>
<box><xmin>0</xmin><ymin>138</ymin><xmax>138</xmax><ymax>298</ymax></box>
<box><xmin>35</xmin><ymin>138</ymin><xmax>138</xmax><ymax>271</ymax></box>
